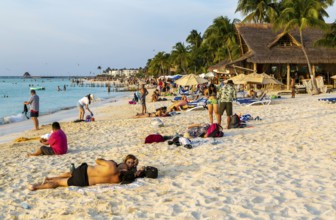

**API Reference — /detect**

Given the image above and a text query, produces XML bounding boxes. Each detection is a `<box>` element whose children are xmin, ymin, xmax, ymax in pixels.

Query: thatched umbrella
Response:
<box><xmin>227</xmin><ymin>74</ymin><xmax>248</xmax><ymax>84</ymax></box>
<box><xmin>244</xmin><ymin>73</ymin><xmax>283</xmax><ymax>85</ymax></box>
<box><xmin>175</xmin><ymin>74</ymin><xmax>208</xmax><ymax>86</ymax></box>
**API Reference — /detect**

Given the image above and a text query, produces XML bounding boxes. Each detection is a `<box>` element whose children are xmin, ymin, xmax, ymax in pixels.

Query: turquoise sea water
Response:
<box><xmin>0</xmin><ymin>76</ymin><xmax>123</xmax><ymax>125</ymax></box>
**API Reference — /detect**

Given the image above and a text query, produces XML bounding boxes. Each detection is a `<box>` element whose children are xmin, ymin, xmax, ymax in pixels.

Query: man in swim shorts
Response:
<box><xmin>28</xmin><ymin>158</ymin><xmax>136</xmax><ymax>191</ymax></box>
<box><xmin>24</xmin><ymin>89</ymin><xmax>39</xmax><ymax>130</ymax></box>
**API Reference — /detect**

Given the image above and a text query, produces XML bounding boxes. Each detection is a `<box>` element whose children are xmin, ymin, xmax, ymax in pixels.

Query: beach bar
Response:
<box><xmin>210</xmin><ymin>23</ymin><xmax>336</xmax><ymax>90</ymax></box>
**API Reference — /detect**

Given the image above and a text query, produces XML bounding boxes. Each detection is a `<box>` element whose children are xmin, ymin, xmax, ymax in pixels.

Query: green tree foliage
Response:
<box><xmin>315</xmin><ymin>20</ymin><xmax>336</xmax><ymax>48</ymax></box>
<box><xmin>147</xmin><ymin>52</ymin><xmax>171</xmax><ymax>76</ymax></box>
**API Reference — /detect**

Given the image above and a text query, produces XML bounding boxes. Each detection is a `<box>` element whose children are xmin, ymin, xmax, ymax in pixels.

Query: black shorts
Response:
<box><xmin>218</xmin><ymin>102</ymin><xmax>233</xmax><ymax>116</ymax></box>
<box><xmin>67</xmin><ymin>163</ymin><xmax>89</xmax><ymax>187</ymax></box>
<box><xmin>30</xmin><ymin>111</ymin><xmax>39</xmax><ymax>117</ymax></box>
<box><xmin>40</xmin><ymin>146</ymin><xmax>55</xmax><ymax>155</ymax></box>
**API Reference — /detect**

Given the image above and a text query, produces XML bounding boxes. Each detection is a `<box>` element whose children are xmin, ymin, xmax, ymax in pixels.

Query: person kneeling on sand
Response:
<box><xmin>28</xmin><ymin>158</ymin><xmax>136</xmax><ymax>191</ymax></box>
<box><xmin>27</xmin><ymin>122</ymin><xmax>68</xmax><ymax>157</ymax></box>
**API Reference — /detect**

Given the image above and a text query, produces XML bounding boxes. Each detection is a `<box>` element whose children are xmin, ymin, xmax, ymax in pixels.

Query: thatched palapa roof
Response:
<box><xmin>235</xmin><ymin>23</ymin><xmax>336</xmax><ymax>64</ymax></box>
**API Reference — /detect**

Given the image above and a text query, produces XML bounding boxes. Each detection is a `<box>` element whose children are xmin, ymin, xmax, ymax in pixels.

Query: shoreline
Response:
<box><xmin>0</xmin><ymin>92</ymin><xmax>133</xmax><ymax>144</ymax></box>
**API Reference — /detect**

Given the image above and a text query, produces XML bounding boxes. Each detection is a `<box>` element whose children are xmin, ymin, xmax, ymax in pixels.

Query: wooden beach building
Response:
<box><xmin>210</xmin><ymin>23</ymin><xmax>336</xmax><ymax>89</ymax></box>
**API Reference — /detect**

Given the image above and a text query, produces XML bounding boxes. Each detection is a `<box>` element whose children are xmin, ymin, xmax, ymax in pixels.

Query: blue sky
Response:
<box><xmin>0</xmin><ymin>0</ymin><xmax>335</xmax><ymax>76</ymax></box>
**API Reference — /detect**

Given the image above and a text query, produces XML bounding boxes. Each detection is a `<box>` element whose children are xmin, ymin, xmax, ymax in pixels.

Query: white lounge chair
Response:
<box><xmin>234</xmin><ymin>92</ymin><xmax>271</xmax><ymax>106</ymax></box>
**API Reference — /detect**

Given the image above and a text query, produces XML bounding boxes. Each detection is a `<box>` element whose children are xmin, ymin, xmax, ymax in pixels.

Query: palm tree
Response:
<box><xmin>97</xmin><ymin>66</ymin><xmax>102</xmax><ymax>73</ymax></box>
<box><xmin>186</xmin><ymin>30</ymin><xmax>203</xmax><ymax>49</ymax></box>
<box><xmin>236</xmin><ymin>0</ymin><xmax>280</xmax><ymax>23</ymax></box>
<box><xmin>315</xmin><ymin>20</ymin><xmax>336</xmax><ymax>48</ymax></box>
<box><xmin>203</xmin><ymin>16</ymin><xmax>241</xmax><ymax>64</ymax></box>
<box><xmin>170</xmin><ymin>42</ymin><xmax>190</xmax><ymax>74</ymax></box>
<box><xmin>274</xmin><ymin>0</ymin><xmax>329</xmax><ymax>94</ymax></box>
<box><xmin>147</xmin><ymin>52</ymin><xmax>171</xmax><ymax>76</ymax></box>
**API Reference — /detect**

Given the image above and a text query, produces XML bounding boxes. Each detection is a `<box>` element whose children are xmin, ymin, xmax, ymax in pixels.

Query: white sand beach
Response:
<box><xmin>0</xmin><ymin>93</ymin><xmax>335</xmax><ymax>219</ymax></box>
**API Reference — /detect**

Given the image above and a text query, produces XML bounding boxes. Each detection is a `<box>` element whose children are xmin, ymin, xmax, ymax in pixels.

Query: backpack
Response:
<box><xmin>145</xmin><ymin>134</ymin><xmax>165</xmax><ymax>144</ymax></box>
<box><xmin>137</xmin><ymin>166</ymin><xmax>159</xmax><ymax>179</ymax></box>
<box><xmin>230</xmin><ymin>114</ymin><xmax>240</xmax><ymax>128</ymax></box>
<box><xmin>230</xmin><ymin>114</ymin><xmax>247</xmax><ymax>128</ymax></box>
<box><xmin>206</xmin><ymin>123</ymin><xmax>224</xmax><ymax>138</ymax></box>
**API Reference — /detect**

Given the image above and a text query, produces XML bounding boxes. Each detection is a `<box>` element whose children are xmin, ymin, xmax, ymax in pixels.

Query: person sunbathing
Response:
<box><xmin>168</xmin><ymin>95</ymin><xmax>188</xmax><ymax>112</ymax></box>
<box><xmin>28</xmin><ymin>158</ymin><xmax>135</xmax><ymax>191</ymax></box>
<box><xmin>134</xmin><ymin>108</ymin><xmax>170</xmax><ymax>118</ymax></box>
<box><xmin>117</xmin><ymin>154</ymin><xmax>139</xmax><ymax>172</ymax></box>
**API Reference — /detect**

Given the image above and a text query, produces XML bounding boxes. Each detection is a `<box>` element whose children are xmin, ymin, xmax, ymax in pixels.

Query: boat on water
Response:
<box><xmin>30</xmin><ymin>87</ymin><xmax>45</xmax><ymax>91</ymax></box>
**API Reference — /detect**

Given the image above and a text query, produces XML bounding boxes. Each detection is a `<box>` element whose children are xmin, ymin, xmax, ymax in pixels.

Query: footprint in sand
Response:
<box><xmin>252</xmin><ymin>196</ymin><xmax>264</xmax><ymax>203</ymax></box>
<box><xmin>304</xmin><ymin>204</ymin><xmax>321</xmax><ymax>215</ymax></box>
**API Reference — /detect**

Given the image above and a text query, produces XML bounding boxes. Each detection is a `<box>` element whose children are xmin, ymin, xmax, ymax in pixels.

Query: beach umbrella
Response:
<box><xmin>244</xmin><ymin>73</ymin><xmax>283</xmax><ymax>85</ymax></box>
<box><xmin>331</xmin><ymin>75</ymin><xmax>336</xmax><ymax>79</ymax></box>
<box><xmin>205</xmin><ymin>72</ymin><xmax>215</xmax><ymax>78</ymax></box>
<box><xmin>175</xmin><ymin>74</ymin><xmax>208</xmax><ymax>86</ymax></box>
<box><xmin>227</xmin><ymin>74</ymin><xmax>249</xmax><ymax>84</ymax></box>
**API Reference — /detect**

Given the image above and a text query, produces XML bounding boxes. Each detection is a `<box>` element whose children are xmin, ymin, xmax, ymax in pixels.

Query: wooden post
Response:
<box><xmin>253</xmin><ymin>63</ymin><xmax>257</xmax><ymax>72</ymax></box>
<box><xmin>312</xmin><ymin>65</ymin><xmax>315</xmax><ymax>77</ymax></box>
<box><xmin>287</xmin><ymin>64</ymin><xmax>290</xmax><ymax>90</ymax></box>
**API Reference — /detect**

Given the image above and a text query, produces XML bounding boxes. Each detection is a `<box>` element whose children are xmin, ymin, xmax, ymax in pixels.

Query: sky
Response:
<box><xmin>0</xmin><ymin>0</ymin><xmax>335</xmax><ymax>76</ymax></box>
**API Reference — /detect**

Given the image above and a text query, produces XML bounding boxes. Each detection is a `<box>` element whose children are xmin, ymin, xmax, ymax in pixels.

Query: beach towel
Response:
<box><xmin>14</xmin><ymin>137</ymin><xmax>40</xmax><ymax>143</ymax></box>
<box><xmin>67</xmin><ymin>179</ymin><xmax>145</xmax><ymax>194</ymax></box>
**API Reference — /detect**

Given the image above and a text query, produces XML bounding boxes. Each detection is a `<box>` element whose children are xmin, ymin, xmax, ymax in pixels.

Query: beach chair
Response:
<box><xmin>178</xmin><ymin>87</ymin><xmax>190</xmax><ymax>96</ymax></box>
<box><xmin>318</xmin><ymin>97</ymin><xmax>336</xmax><ymax>103</ymax></box>
<box><xmin>186</xmin><ymin>97</ymin><xmax>208</xmax><ymax>112</ymax></box>
<box><xmin>234</xmin><ymin>92</ymin><xmax>271</xmax><ymax>106</ymax></box>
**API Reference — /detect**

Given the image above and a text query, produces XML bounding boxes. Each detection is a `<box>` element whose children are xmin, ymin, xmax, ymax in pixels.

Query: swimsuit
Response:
<box><xmin>207</xmin><ymin>96</ymin><xmax>218</xmax><ymax>105</ymax></box>
<box><xmin>67</xmin><ymin>163</ymin><xmax>89</xmax><ymax>187</ymax></box>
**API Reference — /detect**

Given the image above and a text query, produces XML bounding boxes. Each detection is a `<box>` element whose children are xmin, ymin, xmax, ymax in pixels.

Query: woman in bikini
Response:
<box><xmin>207</xmin><ymin>83</ymin><xmax>219</xmax><ymax>124</ymax></box>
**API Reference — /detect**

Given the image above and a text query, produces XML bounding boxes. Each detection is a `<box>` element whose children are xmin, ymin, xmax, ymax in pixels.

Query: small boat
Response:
<box><xmin>30</xmin><ymin>87</ymin><xmax>45</xmax><ymax>90</ymax></box>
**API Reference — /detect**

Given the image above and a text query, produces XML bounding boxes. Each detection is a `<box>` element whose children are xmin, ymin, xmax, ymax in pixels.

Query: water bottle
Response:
<box><xmin>70</xmin><ymin>163</ymin><xmax>75</xmax><ymax>173</ymax></box>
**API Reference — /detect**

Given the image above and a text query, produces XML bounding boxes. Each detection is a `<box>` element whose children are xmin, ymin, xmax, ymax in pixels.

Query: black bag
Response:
<box><xmin>230</xmin><ymin>114</ymin><xmax>247</xmax><ymax>128</ymax></box>
<box><xmin>230</xmin><ymin>114</ymin><xmax>240</xmax><ymax>128</ymax></box>
<box><xmin>144</xmin><ymin>166</ymin><xmax>158</xmax><ymax>178</ymax></box>
<box><xmin>138</xmin><ymin>166</ymin><xmax>158</xmax><ymax>178</ymax></box>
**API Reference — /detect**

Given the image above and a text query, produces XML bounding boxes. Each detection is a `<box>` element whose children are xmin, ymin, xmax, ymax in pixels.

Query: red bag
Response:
<box><xmin>145</xmin><ymin>134</ymin><xmax>165</xmax><ymax>144</ymax></box>
<box><xmin>206</xmin><ymin>123</ymin><xmax>224</xmax><ymax>137</ymax></box>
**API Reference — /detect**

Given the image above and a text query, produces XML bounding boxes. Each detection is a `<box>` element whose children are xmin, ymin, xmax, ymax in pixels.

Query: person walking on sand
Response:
<box><xmin>77</xmin><ymin>94</ymin><xmax>94</xmax><ymax>120</ymax></box>
<box><xmin>28</xmin><ymin>122</ymin><xmax>68</xmax><ymax>157</ymax></box>
<box><xmin>140</xmin><ymin>84</ymin><xmax>149</xmax><ymax>114</ymax></box>
<box><xmin>217</xmin><ymin>80</ymin><xmax>236</xmax><ymax>129</ymax></box>
<box><xmin>28</xmin><ymin>158</ymin><xmax>136</xmax><ymax>190</ymax></box>
<box><xmin>24</xmin><ymin>89</ymin><xmax>39</xmax><ymax>130</ymax></box>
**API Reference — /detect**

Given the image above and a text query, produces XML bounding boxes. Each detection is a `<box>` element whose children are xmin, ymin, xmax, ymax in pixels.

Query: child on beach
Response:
<box><xmin>27</xmin><ymin>122</ymin><xmax>68</xmax><ymax>157</ymax></box>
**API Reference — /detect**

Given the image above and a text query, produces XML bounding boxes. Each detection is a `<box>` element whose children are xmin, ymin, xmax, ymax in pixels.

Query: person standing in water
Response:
<box><xmin>24</xmin><ymin>89</ymin><xmax>39</xmax><ymax>130</ymax></box>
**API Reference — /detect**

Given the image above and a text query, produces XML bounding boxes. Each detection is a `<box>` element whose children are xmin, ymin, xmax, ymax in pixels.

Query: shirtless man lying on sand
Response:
<box><xmin>28</xmin><ymin>158</ymin><xmax>135</xmax><ymax>191</ymax></box>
